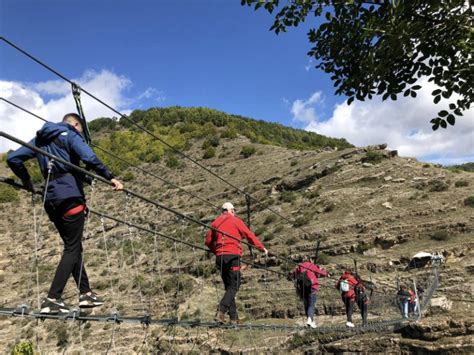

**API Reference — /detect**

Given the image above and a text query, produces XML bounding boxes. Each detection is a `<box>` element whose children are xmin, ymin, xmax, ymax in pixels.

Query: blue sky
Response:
<box><xmin>1</xmin><ymin>0</ymin><xmax>334</xmax><ymax>125</ymax></box>
<box><xmin>1</xmin><ymin>0</ymin><xmax>473</xmax><ymax>164</ymax></box>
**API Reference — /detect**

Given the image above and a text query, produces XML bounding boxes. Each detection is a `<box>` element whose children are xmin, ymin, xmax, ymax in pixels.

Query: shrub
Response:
<box><xmin>202</xmin><ymin>135</ymin><xmax>220</xmax><ymax>149</ymax></box>
<box><xmin>166</xmin><ymin>155</ymin><xmax>183</xmax><ymax>169</ymax></box>
<box><xmin>285</xmin><ymin>236</ymin><xmax>298</xmax><ymax>245</ymax></box>
<box><xmin>362</xmin><ymin>151</ymin><xmax>384</xmax><ymax>164</ymax></box>
<box><xmin>455</xmin><ymin>180</ymin><xmax>469</xmax><ymax>187</ymax></box>
<box><xmin>305</xmin><ymin>188</ymin><xmax>321</xmax><ymax>199</ymax></box>
<box><xmin>430</xmin><ymin>230</ymin><xmax>449</xmax><ymax>241</ymax></box>
<box><xmin>323</xmin><ymin>202</ymin><xmax>335</xmax><ymax>212</ymax></box>
<box><xmin>122</xmin><ymin>171</ymin><xmax>135</xmax><ymax>182</ymax></box>
<box><xmin>10</xmin><ymin>341</ymin><xmax>34</xmax><ymax>355</ymax></box>
<box><xmin>163</xmin><ymin>275</ymin><xmax>194</xmax><ymax>294</ymax></box>
<box><xmin>464</xmin><ymin>196</ymin><xmax>474</xmax><ymax>207</ymax></box>
<box><xmin>220</xmin><ymin>127</ymin><xmax>238</xmax><ymax>139</ymax></box>
<box><xmin>293</xmin><ymin>215</ymin><xmax>311</xmax><ymax>227</ymax></box>
<box><xmin>0</xmin><ymin>185</ymin><xmax>19</xmax><ymax>203</ymax></box>
<box><xmin>229</xmin><ymin>168</ymin><xmax>236</xmax><ymax>175</ymax></box>
<box><xmin>240</xmin><ymin>145</ymin><xmax>256</xmax><ymax>158</ymax></box>
<box><xmin>208</xmin><ymin>135</ymin><xmax>220</xmax><ymax>147</ymax></box>
<box><xmin>255</xmin><ymin>226</ymin><xmax>266</xmax><ymax>236</ymax></box>
<box><xmin>429</xmin><ymin>179</ymin><xmax>449</xmax><ymax>192</ymax></box>
<box><xmin>264</xmin><ymin>234</ymin><xmax>274</xmax><ymax>242</ymax></box>
<box><xmin>356</xmin><ymin>243</ymin><xmax>371</xmax><ymax>254</ymax></box>
<box><xmin>280</xmin><ymin>191</ymin><xmax>296</xmax><ymax>203</ymax></box>
<box><xmin>290</xmin><ymin>160</ymin><xmax>298</xmax><ymax>166</ymax></box>
<box><xmin>263</xmin><ymin>215</ymin><xmax>277</xmax><ymax>225</ymax></box>
<box><xmin>273</xmin><ymin>225</ymin><xmax>283</xmax><ymax>233</ymax></box>
<box><xmin>202</xmin><ymin>147</ymin><xmax>216</xmax><ymax>159</ymax></box>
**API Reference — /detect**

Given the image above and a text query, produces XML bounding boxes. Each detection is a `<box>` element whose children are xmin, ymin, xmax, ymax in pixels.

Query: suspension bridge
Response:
<box><xmin>0</xmin><ymin>36</ymin><xmax>442</xmax><ymax>352</ymax></box>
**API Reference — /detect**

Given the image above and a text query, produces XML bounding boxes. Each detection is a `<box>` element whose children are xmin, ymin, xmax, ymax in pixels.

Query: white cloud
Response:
<box><xmin>305</xmin><ymin>58</ymin><xmax>315</xmax><ymax>72</ymax></box>
<box><xmin>0</xmin><ymin>70</ymin><xmax>164</xmax><ymax>152</ymax></box>
<box><xmin>136</xmin><ymin>87</ymin><xmax>166</xmax><ymax>102</ymax></box>
<box><xmin>291</xmin><ymin>91</ymin><xmax>324</xmax><ymax>124</ymax></box>
<box><xmin>291</xmin><ymin>79</ymin><xmax>474</xmax><ymax>164</ymax></box>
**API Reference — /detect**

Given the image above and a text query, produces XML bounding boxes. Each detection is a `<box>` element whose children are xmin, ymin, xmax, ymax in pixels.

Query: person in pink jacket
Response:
<box><xmin>293</xmin><ymin>257</ymin><xmax>329</xmax><ymax>328</ymax></box>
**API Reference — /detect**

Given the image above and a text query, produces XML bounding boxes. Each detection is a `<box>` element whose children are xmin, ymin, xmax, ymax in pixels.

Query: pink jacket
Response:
<box><xmin>295</xmin><ymin>262</ymin><xmax>329</xmax><ymax>292</ymax></box>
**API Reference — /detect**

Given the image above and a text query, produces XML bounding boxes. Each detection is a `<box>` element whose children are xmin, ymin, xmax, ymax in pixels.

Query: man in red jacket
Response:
<box><xmin>205</xmin><ymin>202</ymin><xmax>268</xmax><ymax>324</ymax></box>
<box><xmin>336</xmin><ymin>270</ymin><xmax>368</xmax><ymax>327</ymax></box>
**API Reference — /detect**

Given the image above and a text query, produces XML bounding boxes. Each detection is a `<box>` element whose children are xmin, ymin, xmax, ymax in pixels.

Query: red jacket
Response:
<box><xmin>295</xmin><ymin>262</ymin><xmax>328</xmax><ymax>292</ymax></box>
<box><xmin>205</xmin><ymin>213</ymin><xmax>265</xmax><ymax>256</ymax></box>
<box><xmin>336</xmin><ymin>272</ymin><xmax>364</xmax><ymax>300</ymax></box>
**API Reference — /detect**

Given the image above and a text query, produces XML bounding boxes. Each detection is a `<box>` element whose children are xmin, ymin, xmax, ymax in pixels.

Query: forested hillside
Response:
<box><xmin>89</xmin><ymin>106</ymin><xmax>352</xmax><ymax>174</ymax></box>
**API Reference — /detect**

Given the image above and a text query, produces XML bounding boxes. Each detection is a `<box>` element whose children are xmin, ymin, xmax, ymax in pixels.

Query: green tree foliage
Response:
<box><xmin>95</xmin><ymin>107</ymin><xmax>351</xmax><ymax>149</ymax></box>
<box><xmin>242</xmin><ymin>0</ymin><xmax>472</xmax><ymax>130</ymax></box>
<box><xmin>88</xmin><ymin>117</ymin><xmax>118</xmax><ymax>132</ymax></box>
<box><xmin>88</xmin><ymin>107</ymin><xmax>351</xmax><ymax>171</ymax></box>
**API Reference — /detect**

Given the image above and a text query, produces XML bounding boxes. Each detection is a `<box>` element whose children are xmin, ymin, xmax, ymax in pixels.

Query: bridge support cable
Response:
<box><xmin>0</xmin><ymin>176</ymin><xmax>287</xmax><ymax>284</ymax></box>
<box><xmin>0</xmin><ymin>36</ymin><xmax>315</xmax><ymax>240</ymax></box>
<box><xmin>0</xmin><ymin>97</ymin><xmax>290</xmax><ymax>246</ymax></box>
<box><xmin>0</xmin><ymin>131</ymin><xmax>314</xmax><ymax>278</ymax></box>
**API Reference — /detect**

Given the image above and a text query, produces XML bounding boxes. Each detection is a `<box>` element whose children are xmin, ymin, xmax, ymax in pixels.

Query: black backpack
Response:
<box><xmin>296</xmin><ymin>272</ymin><xmax>312</xmax><ymax>298</ymax></box>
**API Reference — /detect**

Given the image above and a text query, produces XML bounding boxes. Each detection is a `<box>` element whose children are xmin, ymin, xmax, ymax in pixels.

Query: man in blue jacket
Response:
<box><xmin>7</xmin><ymin>113</ymin><xmax>123</xmax><ymax>314</ymax></box>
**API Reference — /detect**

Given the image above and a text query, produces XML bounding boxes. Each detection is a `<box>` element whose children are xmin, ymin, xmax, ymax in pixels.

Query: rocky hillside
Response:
<box><xmin>0</xmin><ymin>111</ymin><xmax>473</xmax><ymax>353</ymax></box>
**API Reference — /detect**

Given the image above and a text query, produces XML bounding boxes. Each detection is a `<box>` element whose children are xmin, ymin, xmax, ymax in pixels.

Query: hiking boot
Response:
<box><xmin>309</xmin><ymin>321</ymin><xmax>317</xmax><ymax>329</ymax></box>
<box><xmin>79</xmin><ymin>292</ymin><xmax>104</xmax><ymax>308</ymax></box>
<box><xmin>40</xmin><ymin>298</ymin><xmax>70</xmax><ymax>314</ymax></box>
<box><xmin>346</xmin><ymin>321</ymin><xmax>355</xmax><ymax>328</ymax></box>
<box><xmin>306</xmin><ymin>317</ymin><xmax>313</xmax><ymax>327</ymax></box>
<box><xmin>214</xmin><ymin>310</ymin><xmax>226</xmax><ymax>324</ymax></box>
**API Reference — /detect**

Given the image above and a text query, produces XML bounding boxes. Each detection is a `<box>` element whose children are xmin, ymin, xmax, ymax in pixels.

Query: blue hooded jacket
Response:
<box><xmin>7</xmin><ymin>122</ymin><xmax>113</xmax><ymax>207</ymax></box>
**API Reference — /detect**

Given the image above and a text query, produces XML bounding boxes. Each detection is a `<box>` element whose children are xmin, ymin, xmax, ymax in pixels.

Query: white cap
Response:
<box><xmin>222</xmin><ymin>202</ymin><xmax>235</xmax><ymax>211</ymax></box>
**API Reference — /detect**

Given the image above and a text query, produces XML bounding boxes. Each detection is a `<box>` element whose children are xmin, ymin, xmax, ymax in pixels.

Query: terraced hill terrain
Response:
<box><xmin>0</xmin><ymin>109</ymin><xmax>473</xmax><ymax>353</ymax></box>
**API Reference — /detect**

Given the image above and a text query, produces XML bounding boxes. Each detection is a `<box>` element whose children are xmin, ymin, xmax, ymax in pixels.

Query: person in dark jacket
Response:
<box><xmin>336</xmin><ymin>270</ymin><xmax>368</xmax><ymax>327</ymax></box>
<box><xmin>7</xmin><ymin>113</ymin><xmax>123</xmax><ymax>314</ymax></box>
<box><xmin>293</xmin><ymin>257</ymin><xmax>329</xmax><ymax>328</ymax></box>
<box><xmin>205</xmin><ymin>202</ymin><xmax>268</xmax><ymax>324</ymax></box>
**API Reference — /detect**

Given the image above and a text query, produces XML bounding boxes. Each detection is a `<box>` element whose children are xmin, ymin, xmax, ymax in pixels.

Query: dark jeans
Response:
<box><xmin>45</xmin><ymin>201</ymin><xmax>91</xmax><ymax>299</ymax></box>
<box><xmin>304</xmin><ymin>292</ymin><xmax>317</xmax><ymax>321</ymax></box>
<box><xmin>343</xmin><ymin>295</ymin><xmax>368</xmax><ymax>325</ymax></box>
<box><xmin>216</xmin><ymin>254</ymin><xmax>241</xmax><ymax>320</ymax></box>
